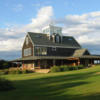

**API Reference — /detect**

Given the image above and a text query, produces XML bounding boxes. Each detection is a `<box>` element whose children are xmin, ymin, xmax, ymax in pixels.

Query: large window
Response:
<box><xmin>35</xmin><ymin>47</ymin><xmax>47</xmax><ymax>55</ymax></box>
<box><xmin>24</xmin><ymin>48</ymin><xmax>32</xmax><ymax>56</ymax></box>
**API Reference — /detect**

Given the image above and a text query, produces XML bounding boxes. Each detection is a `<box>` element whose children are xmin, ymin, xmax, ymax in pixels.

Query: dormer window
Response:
<box><xmin>56</xmin><ymin>35</ymin><xmax>60</xmax><ymax>43</ymax></box>
<box><xmin>42</xmin><ymin>25</ymin><xmax>62</xmax><ymax>36</ymax></box>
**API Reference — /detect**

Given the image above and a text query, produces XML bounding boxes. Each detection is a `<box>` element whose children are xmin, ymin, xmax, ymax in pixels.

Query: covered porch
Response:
<box><xmin>11</xmin><ymin>55</ymin><xmax>100</xmax><ymax>71</ymax></box>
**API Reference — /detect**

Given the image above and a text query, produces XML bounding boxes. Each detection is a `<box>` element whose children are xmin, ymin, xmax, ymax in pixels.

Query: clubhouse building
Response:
<box><xmin>12</xmin><ymin>25</ymin><xmax>100</xmax><ymax>70</ymax></box>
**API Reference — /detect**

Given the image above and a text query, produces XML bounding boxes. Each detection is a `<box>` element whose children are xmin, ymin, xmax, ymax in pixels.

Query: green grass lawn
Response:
<box><xmin>1</xmin><ymin>66</ymin><xmax>100</xmax><ymax>100</ymax></box>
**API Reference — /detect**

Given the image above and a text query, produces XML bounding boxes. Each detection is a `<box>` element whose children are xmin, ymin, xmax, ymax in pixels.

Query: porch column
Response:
<box><xmin>93</xmin><ymin>60</ymin><xmax>94</xmax><ymax>64</ymax></box>
<box><xmin>12</xmin><ymin>62</ymin><xmax>14</xmax><ymax>67</ymax></box>
<box><xmin>22</xmin><ymin>61</ymin><xmax>24</xmax><ymax>69</ymax></box>
<box><xmin>90</xmin><ymin>59</ymin><xmax>93</xmax><ymax>66</ymax></box>
<box><xmin>17</xmin><ymin>62</ymin><xmax>20</xmax><ymax>68</ymax></box>
<box><xmin>53</xmin><ymin>59</ymin><xmax>56</xmax><ymax>66</ymax></box>
<box><xmin>99</xmin><ymin>59</ymin><xmax>100</xmax><ymax>64</ymax></box>
<box><xmin>38</xmin><ymin>60</ymin><xmax>41</xmax><ymax>68</ymax></box>
<box><xmin>98</xmin><ymin>60</ymin><xmax>99</xmax><ymax>64</ymax></box>
<box><xmin>77</xmin><ymin>59</ymin><xmax>80</xmax><ymax>66</ymax></box>
<box><xmin>44</xmin><ymin>60</ymin><xmax>47</xmax><ymax>69</ymax></box>
<box><xmin>61</xmin><ymin>60</ymin><xmax>63</xmax><ymax>65</ymax></box>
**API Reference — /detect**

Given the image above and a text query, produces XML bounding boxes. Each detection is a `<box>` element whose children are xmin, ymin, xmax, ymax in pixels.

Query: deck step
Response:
<box><xmin>34</xmin><ymin>69</ymin><xmax>50</xmax><ymax>73</ymax></box>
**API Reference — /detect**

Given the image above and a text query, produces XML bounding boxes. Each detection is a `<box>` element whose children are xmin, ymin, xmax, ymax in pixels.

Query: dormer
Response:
<box><xmin>42</xmin><ymin>25</ymin><xmax>62</xmax><ymax>36</ymax></box>
<box><xmin>42</xmin><ymin>25</ymin><xmax>62</xmax><ymax>43</ymax></box>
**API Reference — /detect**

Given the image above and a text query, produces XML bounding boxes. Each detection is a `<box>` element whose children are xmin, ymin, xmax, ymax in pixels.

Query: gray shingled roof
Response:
<box><xmin>73</xmin><ymin>49</ymin><xmax>90</xmax><ymax>57</ymax></box>
<box><xmin>28</xmin><ymin>32</ymin><xmax>81</xmax><ymax>48</ymax></box>
<box><xmin>11</xmin><ymin>55</ymin><xmax>100</xmax><ymax>62</ymax></box>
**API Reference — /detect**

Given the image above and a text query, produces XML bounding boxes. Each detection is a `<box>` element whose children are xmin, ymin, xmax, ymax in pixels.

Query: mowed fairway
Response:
<box><xmin>1</xmin><ymin>66</ymin><xmax>100</xmax><ymax>100</ymax></box>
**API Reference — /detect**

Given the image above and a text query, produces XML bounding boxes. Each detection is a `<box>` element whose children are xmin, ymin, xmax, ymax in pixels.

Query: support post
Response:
<box><xmin>38</xmin><ymin>60</ymin><xmax>40</xmax><ymax>69</ymax></box>
<box><xmin>45</xmin><ymin>60</ymin><xmax>47</xmax><ymax>69</ymax></box>
<box><xmin>17</xmin><ymin>62</ymin><xmax>19</xmax><ymax>68</ymax></box>
<box><xmin>53</xmin><ymin>59</ymin><xmax>56</xmax><ymax>66</ymax></box>
<box><xmin>22</xmin><ymin>61</ymin><xmax>24</xmax><ymax>69</ymax></box>
<box><xmin>77</xmin><ymin>59</ymin><xmax>80</xmax><ymax>66</ymax></box>
<box><xmin>12</xmin><ymin>62</ymin><xmax>14</xmax><ymax>67</ymax></box>
<box><xmin>61</xmin><ymin>60</ymin><xmax>63</xmax><ymax>65</ymax></box>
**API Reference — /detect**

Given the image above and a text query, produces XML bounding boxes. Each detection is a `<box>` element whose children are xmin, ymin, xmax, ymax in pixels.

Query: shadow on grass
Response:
<box><xmin>1</xmin><ymin>71</ymin><xmax>100</xmax><ymax>100</ymax></box>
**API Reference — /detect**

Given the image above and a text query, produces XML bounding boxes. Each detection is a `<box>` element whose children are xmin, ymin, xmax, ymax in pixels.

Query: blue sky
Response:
<box><xmin>1</xmin><ymin>0</ymin><xmax>100</xmax><ymax>27</ymax></box>
<box><xmin>1</xmin><ymin>0</ymin><xmax>100</xmax><ymax>60</ymax></box>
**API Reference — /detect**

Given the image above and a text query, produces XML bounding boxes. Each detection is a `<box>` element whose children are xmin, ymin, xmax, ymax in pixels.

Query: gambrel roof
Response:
<box><xmin>28</xmin><ymin>32</ymin><xmax>81</xmax><ymax>48</ymax></box>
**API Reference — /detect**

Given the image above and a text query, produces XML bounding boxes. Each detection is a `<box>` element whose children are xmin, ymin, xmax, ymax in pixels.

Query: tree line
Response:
<box><xmin>0</xmin><ymin>60</ymin><xmax>17</xmax><ymax>69</ymax></box>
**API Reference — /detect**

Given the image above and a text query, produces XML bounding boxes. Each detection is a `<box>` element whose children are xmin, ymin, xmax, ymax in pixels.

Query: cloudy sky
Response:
<box><xmin>0</xmin><ymin>0</ymin><xmax>100</xmax><ymax>60</ymax></box>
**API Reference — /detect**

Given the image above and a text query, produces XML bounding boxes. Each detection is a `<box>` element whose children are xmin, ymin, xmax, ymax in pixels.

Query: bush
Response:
<box><xmin>50</xmin><ymin>66</ymin><xmax>61</xmax><ymax>72</ymax></box>
<box><xmin>27</xmin><ymin>70</ymin><xmax>34</xmax><ymax>73</ymax></box>
<box><xmin>3</xmin><ymin>62</ymin><xmax>9</xmax><ymax>69</ymax></box>
<box><xmin>22</xmin><ymin>69</ymin><xmax>34</xmax><ymax>74</ymax></box>
<box><xmin>9</xmin><ymin>68</ymin><xmax>17</xmax><ymax>74</ymax></box>
<box><xmin>68</xmin><ymin>66</ymin><xmax>78</xmax><ymax>70</ymax></box>
<box><xmin>0</xmin><ymin>68</ymin><xmax>34</xmax><ymax>75</ymax></box>
<box><xmin>0</xmin><ymin>78</ymin><xmax>14</xmax><ymax>91</ymax></box>
<box><xmin>77</xmin><ymin>65</ymin><xmax>84</xmax><ymax>69</ymax></box>
<box><xmin>16</xmin><ymin>69</ymin><xmax>22</xmax><ymax>74</ymax></box>
<box><xmin>22</xmin><ymin>69</ymin><xmax>29</xmax><ymax>74</ymax></box>
<box><xmin>60</xmin><ymin>65</ymin><xmax>69</xmax><ymax>71</ymax></box>
<box><xmin>1</xmin><ymin>69</ymin><xmax>9</xmax><ymax>75</ymax></box>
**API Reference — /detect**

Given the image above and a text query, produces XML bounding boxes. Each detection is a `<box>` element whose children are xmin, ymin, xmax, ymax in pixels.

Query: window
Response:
<box><xmin>41</xmin><ymin>48</ymin><xmax>47</xmax><ymax>55</ymax></box>
<box><xmin>52</xmin><ymin>47</ymin><xmax>56</xmax><ymax>51</ymax></box>
<box><xmin>26</xmin><ymin>37</ymin><xmax>29</xmax><ymax>45</ymax></box>
<box><xmin>24</xmin><ymin>48</ymin><xmax>31</xmax><ymax>56</ymax></box>
<box><xmin>57</xmin><ymin>29</ymin><xmax>60</xmax><ymax>33</ymax></box>
<box><xmin>56</xmin><ymin>35</ymin><xmax>60</xmax><ymax>43</ymax></box>
<box><xmin>35</xmin><ymin>47</ymin><xmax>47</xmax><ymax>55</ymax></box>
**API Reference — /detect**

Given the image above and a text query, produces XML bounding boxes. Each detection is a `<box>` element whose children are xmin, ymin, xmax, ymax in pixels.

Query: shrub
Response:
<box><xmin>68</xmin><ymin>66</ymin><xmax>78</xmax><ymax>70</ymax></box>
<box><xmin>9</xmin><ymin>68</ymin><xmax>17</xmax><ymax>74</ymax></box>
<box><xmin>22</xmin><ymin>69</ymin><xmax>34</xmax><ymax>74</ymax></box>
<box><xmin>60</xmin><ymin>65</ymin><xmax>69</xmax><ymax>71</ymax></box>
<box><xmin>50</xmin><ymin>66</ymin><xmax>61</xmax><ymax>72</ymax></box>
<box><xmin>0</xmin><ymin>69</ymin><xmax>9</xmax><ymax>75</ymax></box>
<box><xmin>0</xmin><ymin>78</ymin><xmax>14</xmax><ymax>91</ymax></box>
<box><xmin>22</xmin><ymin>69</ymin><xmax>29</xmax><ymax>74</ymax></box>
<box><xmin>0</xmin><ymin>68</ymin><xmax>34</xmax><ymax>75</ymax></box>
<box><xmin>3</xmin><ymin>62</ymin><xmax>9</xmax><ymax>69</ymax></box>
<box><xmin>77</xmin><ymin>65</ymin><xmax>84</xmax><ymax>69</ymax></box>
<box><xmin>9</xmin><ymin>68</ymin><xmax>22</xmax><ymax>74</ymax></box>
<box><xmin>27</xmin><ymin>70</ymin><xmax>34</xmax><ymax>73</ymax></box>
<box><xmin>16</xmin><ymin>69</ymin><xmax>22</xmax><ymax>74</ymax></box>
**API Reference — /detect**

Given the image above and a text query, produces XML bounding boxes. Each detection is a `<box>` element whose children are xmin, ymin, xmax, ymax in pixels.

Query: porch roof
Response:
<box><xmin>11</xmin><ymin>55</ymin><xmax>100</xmax><ymax>62</ymax></box>
<box><xmin>11</xmin><ymin>56</ymin><xmax>72</xmax><ymax>62</ymax></box>
<box><xmin>79</xmin><ymin>55</ymin><xmax>100</xmax><ymax>59</ymax></box>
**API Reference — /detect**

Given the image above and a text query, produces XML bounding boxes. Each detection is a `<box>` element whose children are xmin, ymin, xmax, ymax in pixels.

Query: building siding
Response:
<box><xmin>22</xmin><ymin>35</ymin><xmax>34</xmax><ymax>58</ymax></box>
<box><xmin>34</xmin><ymin>46</ymin><xmax>76</xmax><ymax>56</ymax></box>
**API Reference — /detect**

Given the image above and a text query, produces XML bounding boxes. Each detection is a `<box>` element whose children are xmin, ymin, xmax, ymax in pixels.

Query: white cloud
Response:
<box><xmin>58</xmin><ymin>11</ymin><xmax>100</xmax><ymax>46</ymax></box>
<box><xmin>0</xmin><ymin>37</ymin><xmax>24</xmax><ymax>51</ymax></box>
<box><xmin>0</xmin><ymin>6</ymin><xmax>53</xmax><ymax>51</ymax></box>
<box><xmin>0</xmin><ymin>6</ymin><xmax>100</xmax><ymax>55</ymax></box>
<box><xmin>54</xmin><ymin>11</ymin><xmax>100</xmax><ymax>54</ymax></box>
